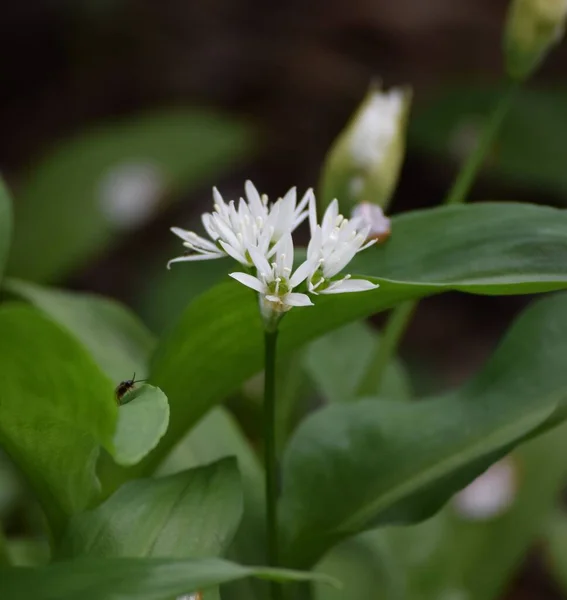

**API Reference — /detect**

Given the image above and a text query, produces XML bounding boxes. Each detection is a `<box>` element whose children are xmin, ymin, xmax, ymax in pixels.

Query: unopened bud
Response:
<box><xmin>351</xmin><ymin>202</ymin><xmax>391</xmax><ymax>244</ymax></box>
<box><xmin>320</xmin><ymin>84</ymin><xmax>411</xmax><ymax>214</ymax></box>
<box><xmin>504</xmin><ymin>0</ymin><xmax>567</xmax><ymax>80</ymax></box>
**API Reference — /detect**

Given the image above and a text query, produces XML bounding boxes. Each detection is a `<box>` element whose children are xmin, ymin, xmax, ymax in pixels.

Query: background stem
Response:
<box><xmin>358</xmin><ymin>79</ymin><xmax>519</xmax><ymax>395</ymax></box>
<box><xmin>264</xmin><ymin>329</ymin><xmax>283</xmax><ymax>600</ymax></box>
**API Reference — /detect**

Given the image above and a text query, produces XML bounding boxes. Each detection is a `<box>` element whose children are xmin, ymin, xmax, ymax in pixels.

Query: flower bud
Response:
<box><xmin>320</xmin><ymin>84</ymin><xmax>411</xmax><ymax>214</ymax></box>
<box><xmin>351</xmin><ymin>202</ymin><xmax>391</xmax><ymax>244</ymax></box>
<box><xmin>504</xmin><ymin>0</ymin><xmax>567</xmax><ymax>80</ymax></box>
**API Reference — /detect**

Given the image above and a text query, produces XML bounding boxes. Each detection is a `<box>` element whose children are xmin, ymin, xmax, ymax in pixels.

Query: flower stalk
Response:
<box><xmin>263</xmin><ymin>329</ymin><xmax>283</xmax><ymax>600</ymax></box>
<box><xmin>358</xmin><ymin>79</ymin><xmax>520</xmax><ymax>395</ymax></box>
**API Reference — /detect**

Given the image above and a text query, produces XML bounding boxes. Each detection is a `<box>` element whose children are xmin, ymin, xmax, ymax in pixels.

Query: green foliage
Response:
<box><xmin>5</xmin><ymin>278</ymin><xmax>155</xmax><ymax>381</ymax></box>
<box><xmin>124</xmin><ymin>202</ymin><xmax>567</xmax><ymax>479</ymax></box>
<box><xmin>316</xmin><ymin>423</ymin><xmax>567</xmax><ymax>600</ymax></box>
<box><xmin>112</xmin><ymin>385</ymin><xmax>169</xmax><ymax>467</ymax></box>
<box><xmin>59</xmin><ymin>458</ymin><xmax>242</xmax><ymax>560</ymax></box>
<box><xmin>0</xmin><ymin>305</ymin><xmax>116</xmax><ymax>533</ymax></box>
<box><xmin>351</xmin><ymin>202</ymin><xmax>567</xmax><ymax>292</ymax></box>
<box><xmin>6</xmin><ymin>110</ymin><xmax>254</xmax><ymax>282</ymax></box>
<box><xmin>159</xmin><ymin>409</ymin><xmax>267</xmax><ymax>600</ymax></box>
<box><xmin>0</xmin><ymin>177</ymin><xmax>13</xmax><ymax>282</ymax></box>
<box><xmin>1</xmin><ymin>557</ymin><xmax>335</xmax><ymax>600</ymax></box>
<box><xmin>279</xmin><ymin>293</ymin><xmax>567</xmax><ymax>567</ymax></box>
<box><xmin>303</xmin><ymin>322</ymin><xmax>412</xmax><ymax>403</ymax></box>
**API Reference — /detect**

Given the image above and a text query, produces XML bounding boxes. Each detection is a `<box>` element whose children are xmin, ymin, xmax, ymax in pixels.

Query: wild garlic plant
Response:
<box><xmin>170</xmin><ymin>183</ymin><xmax>379</xmax><ymax>586</ymax></box>
<box><xmin>2</xmin><ymin>2</ymin><xmax>567</xmax><ymax>600</ymax></box>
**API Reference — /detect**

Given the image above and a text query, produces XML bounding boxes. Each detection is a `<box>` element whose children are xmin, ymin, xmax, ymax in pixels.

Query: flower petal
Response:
<box><xmin>284</xmin><ymin>292</ymin><xmax>314</xmax><ymax>307</ymax></box>
<box><xmin>212</xmin><ymin>187</ymin><xmax>229</xmax><ymax>216</ymax></box>
<box><xmin>295</xmin><ymin>188</ymin><xmax>313</xmax><ymax>218</ymax></box>
<box><xmin>219</xmin><ymin>240</ymin><xmax>248</xmax><ymax>265</ymax></box>
<box><xmin>321</xmin><ymin>199</ymin><xmax>339</xmax><ymax>238</ymax></box>
<box><xmin>170</xmin><ymin>226</ymin><xmax>193</xmax><ymax>242</ymax></box>
<box><xmin>319</xmin><ymin>278</ymin><xmax>379</xmax><ymax>294</ymax></box>
<box><xmin>166</xmin><ymin>253</ymin><xmax>222</xmax><ymax>269</ymax></box>
<box><xmin>229</xmin><ymin>272</ymin><xmax>266</xmax><ymax>293</ymax></box>
<box><xmin>277</xmin><ymin>233</ymin><xmax>294</xmax><ymax>274</ymax></box>
<box><xmin>306</xmin><ymin>225</ymin><xmax>323</xmax><ymax>262</ymax></box>
<box><xmin>248</xmin><ymin>244</ymin><xmax>272</xmax><ymax>275</ymax></box>
<box><xmin>289</xmin><ymin>258</ymin><xmax>316</xmax><ymax>288</ymax></box>
<box><xmin>201</xmin><ymin>213</ymin><xmax>219</xmax><ymax>241</ymax></box>
<box><xmin>245</xmin><ymin>180</ymin><xmax>266</xmax><ymax>219</ymax></box>
<box><xmin>308</xmin><ymin>190</ymin><xmax>318</xmax><ymax>234</ymax></box>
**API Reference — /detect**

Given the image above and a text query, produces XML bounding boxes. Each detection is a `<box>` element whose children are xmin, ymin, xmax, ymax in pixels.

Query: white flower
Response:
<box><xmin>229</xmin><ymin>234</ymin><xmax>314</xmax><ymax>321</ymax></box>
<box><xmin>306</xmin><ymin>199</ymin><xmax>379</xmax><ymax>295</ymax></box>
<box><xmin>168</xmin><ymin>181</ymin><xmax>312</xmax><ymax>268</ymax></box>
<box><xmin>348</xmin><ymin>88</ymin><xmax>405</xmax><ymax>170</ymax></box>
<box><xmin>351</xmin><ymin>202</ymin><xmax>391</xmax><ymax>242</ymax></box>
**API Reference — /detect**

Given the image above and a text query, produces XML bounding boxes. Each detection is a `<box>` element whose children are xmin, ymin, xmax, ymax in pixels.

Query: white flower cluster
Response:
<box><xmin>169</xmin><ymin>181</ymin><xmax>378</xmax><ymax>326</ymax></box>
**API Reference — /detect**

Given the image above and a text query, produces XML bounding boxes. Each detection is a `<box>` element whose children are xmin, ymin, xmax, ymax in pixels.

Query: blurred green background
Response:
<box><xmin>2</xmin><ymin>1</ymin><xmax>567</xmax><ymax>597</ymax></box>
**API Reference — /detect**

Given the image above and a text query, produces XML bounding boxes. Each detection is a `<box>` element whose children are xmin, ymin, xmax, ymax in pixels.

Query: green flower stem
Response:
<box><xmin>358</xmin><ymin>79</ymin><xmax>519</xmax><ymax>396</ymax></box>
<box><xmin>264</xmin><ymin>328</ymin><xmax>283</xmax><ymax>600</ymax></box>
<box><xmin>444</xmin><ymin>80</ymin><xmax>519</xmax><ymax>206</ymax></box>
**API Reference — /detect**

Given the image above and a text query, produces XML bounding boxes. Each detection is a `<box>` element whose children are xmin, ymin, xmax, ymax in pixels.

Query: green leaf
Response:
<box><xmin>4</xmin><ymin>278</ymin><xmax>155</xmax><ymax>382</ymax></box>
<box><xmin>410</xmin><ymin>85</ymin><xmax>567</xmax><ymax>196</ymax></box>
<box><xmin>2</xmin><ymin>280</ymin><xmax>169</xmax><ymax>470</ymax></box>
<box><xmin>304</xmin><ymin>322</ymin><xmax>412</xmax><ymax>403</ymax></box>
<box><xmin>113</xmin><ymin>385</ymin><xmax>169</xmax><ymax>466</ymax></box>
<box><xmin>6</xmin><ymin>110</ymin><xmax>254</xmax><ymax>282</ymax></box>
<box><xmin>158</xmin><ymin>409</ymin><xmax>266</xmax><ymax>600</ymax></box>
<box><xmin>279</xmin><ymin>292</ymin><xmax>567</xmax><ymax>567</ymax></box>
<box><xmin>418</xmin><ymin>424</ymin><xmax>567</xmax><ymax>600</ymax></box>
<box><xmin>314</xmin><ymin>532</ymin><xmax>393</xmax><ymax>600</ymax></box>
<box><xmin>59</xmin><ymin>458</ymin><xmax>242</xmax><ymax>560</ymax></box>
<box><xmin>0</xmin><ymin>177</ymin><xmax>13</xmax><ymax>281</ymax></box>
<box><xmin>112</xmin><ymin>202</ymin><xmax>567</xmax><ymax>480</ymax></box>
<box><xmin>342</xmin><ymin>423</ymin><xmax>567</xmax><ymax>600</ymax></box>
<box><xmin>0</xmin><ymin>305</ymin><xmax>116</xmax><ymax>533</ymax></box>
<box><xmin>350</xmin><ymin>202</ymin><xmax>567</xmax><ymax>293</ymax></box>
<box><xmin>1</xmin><ymin>557</ymin><xmax>336</xmax><ymax>600</ymax></box>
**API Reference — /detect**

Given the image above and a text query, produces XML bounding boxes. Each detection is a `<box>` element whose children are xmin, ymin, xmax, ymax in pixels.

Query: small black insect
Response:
<box><xmin>115</xmin><ymin>373</ymin><xmax>147</xmax><ymax>404</ymax></box>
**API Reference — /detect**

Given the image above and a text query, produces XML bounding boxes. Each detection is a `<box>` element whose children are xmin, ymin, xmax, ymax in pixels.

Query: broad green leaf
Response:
<box><xmin>0</xmin><ymin>177</ymin><xmax>12</xmax><ymax>281</ymax></box>
<box><xmin>304</xmin><ymin>322</ymin><xmax>411</xmax><ymax>403</ymax></box>
<box><xmin>59</xmin><ymin>458</ymin><xmax>242</xmax><ymax>560</ymax></box>
<box><xmin>385</xmin><ymin>424</ymin><xmax>567</xmax><ymax>600</ymax></box>
<box><xmin>0</xmin><ymin>305</ymin><xmax>116</xmax><ymax>533</ymax></box>
<box><xmin>279</xmin><ymin>292</ymin><xmax>567</xmax><ymax>567</ymax></box>
<box><xmin>7</xmin><ymin>110</ymin><xmax>254</xmax><ymax>282</ymax></box>
<box><xmin>327</xmin><ymin>423</ymin><xmax>567</xmax><ymax>600</ymax></box>
<box><xmin>108</xmin><ymin>202</ymin><xmax>567</xmax><ymax>481</ymax></box>
<box><xmin>410</xmin><ymin>85</ymin><xmax>567</xmax><ymax>196</ymax></box>
<box><xmin>350</xmin><ymin>202</ymin><xmax>567</xmax><ymax>292</ymax></box>
<box><xmin>2</xmin><ymin>281</ymin><xmax>169</xmax><ymax>470</ymax></box>
<box><xmin>314</xmin><ymin>533</ymin><xmax>393</xmax><ymax>600</ymax></box>
<box><xmin>158</xmin><ymin>409</ymin><xmax>266</xmax><ymax>600</ymax></box>
<box><xmin>1</xmin><ymin>557</ymin><xmax>335</xmax><ymax>600</ymax></box>
<box><xmin>4</xmin><ymin>278</ymin><xmax>155</xmax><ymax>382</ymax></box>
<box><xmin>113</xmin><ymin>385</ymin><xmax>169</xmax><ymax>466</ymax></box>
